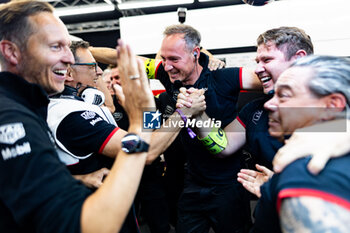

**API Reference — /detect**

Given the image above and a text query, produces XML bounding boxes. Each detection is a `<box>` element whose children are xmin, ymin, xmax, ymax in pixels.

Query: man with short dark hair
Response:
<box><xmin>0</xmin><ymin>1</ymin><xmax>154</xmax><ymax>232</ymax></box>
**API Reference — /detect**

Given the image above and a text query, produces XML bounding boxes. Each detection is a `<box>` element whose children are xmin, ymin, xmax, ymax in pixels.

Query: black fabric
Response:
<box><xmin>237</xmin><ymin>95</ymin><xmax>284</xmax><ymax>169</ymax></box>
<box><xmin>112</xmin><ymin>95</ymin><xmax>130</xmax><ymax>131</ymax></box>
<box><xmin>156</xmin><ymin>53</ymin><xmax>243</xmax><ymax>184</ymax></box>
<box><xmin>0</xmin><ymin>72</ymin><xmax>92</xmax><ymax>233</ymax></box>
<box><xmin>177</xmin><ymin>175</ymin><xmax>251</xmax><ymax>233</ymax></box>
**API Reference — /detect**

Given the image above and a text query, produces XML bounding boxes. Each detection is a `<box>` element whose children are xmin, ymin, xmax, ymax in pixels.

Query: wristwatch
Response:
<box><xmin>121</xmin><ymin>133</ymin><xmax>149</xmax><ymax>154</ymax></box>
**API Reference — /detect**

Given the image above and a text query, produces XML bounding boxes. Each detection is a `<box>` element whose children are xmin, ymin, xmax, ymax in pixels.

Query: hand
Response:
<box><xmin>176</xmin><ymin>87</ymin><xmax>206</xmax><ymax>118</ymax></box>
<box><xmin>273</xmin><ymin>123</ymin><xmax>350</xmax><ymax>174</ymax></box>
<box><xmin>112</xmin><ymin>83</ymin><xmax>125</xmax><ymax>106</ymax></box>
<box><xmin>237</xmin><ymin>164</ymin><xmax>274</xmax><ymax>198</ymax></box>
<box><xmin>74</xmin><ymin>168</ymin><xmax>110</xmax><ymax>189</ymax></box>
<box><xmin>208</xmin><ymin>57</ymin><xmax>225</xmax><ymax>71</ymax></box>
<box><xmin>116</xmin><ymin>39</ymin><xmax>155</xmax><ymax>127</ymax></box>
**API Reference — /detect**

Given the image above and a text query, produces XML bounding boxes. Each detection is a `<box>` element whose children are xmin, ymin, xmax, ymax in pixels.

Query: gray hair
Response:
<box><xmin>163</xmin><ymin>24</ymin><xmax>201</xmax><ymax>52</ymax></box>
<box><xmin>292</xmin><ymin>55</ymin><xmax>350</xmax><ymax>116</ymax></box>
<box><xmin>257</xmin><ymin>26</ymin><xmax>314</xmax><ymax>60</ymax></box>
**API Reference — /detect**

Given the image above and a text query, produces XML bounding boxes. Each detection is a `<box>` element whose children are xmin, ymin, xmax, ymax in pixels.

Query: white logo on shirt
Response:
<box><xmin>90</xmin><ymin>117</ymin><xmax>103</xmax><ymax>126</ymax></box>
<box><xmin>81</xmin><ymin>111</ymin><xmax>96</xmax><ymax>120</ymax></box>
<box><xmin>1</xmin><ymin>142</ymin><xmax>31</xmax><ymax>160</ymax></box>
<box><xmin>252</xmin><ymin>110</ymin><xmax>263</xmax><ymax>125</ymax></box>
<box><xmin>0</xmin><ymin>123</ymin><xmax>26</xmax><ymax>144</ymax></box>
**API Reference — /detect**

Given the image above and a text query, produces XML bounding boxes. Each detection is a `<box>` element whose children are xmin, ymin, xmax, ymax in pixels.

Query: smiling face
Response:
<box><xmin>18</xmin><ymin>12</ymin><xmax>74</xmax><ymax>95</ymax></box>
<box><xmin>68</xmin><ymin>47</ymin><xmax>103</xmax><ymax>93</ymax></box>
<box><xmin>160</xmin><ymin>33</ymin><xmax>199</xmax><ymax>85</ymax></box>
<box><xmin>264</xmin><ymin>66</ymin><xmax>326</xmax><ymax>139</ymax></box>
<box><xmin>255</xmin><ymin>42</ymin><xmax>296</xmax><ymax>94</ymax></box>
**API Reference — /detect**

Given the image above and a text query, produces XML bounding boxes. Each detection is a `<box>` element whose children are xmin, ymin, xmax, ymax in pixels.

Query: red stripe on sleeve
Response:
<box><xmin>98</xmin><ymin>127</ymin><xmax>120</xmax><ymax>154</ymax></box>
<box><xmin>239</xmin><ymin>67</ymin><xmax>243</xmax><ymax>90</ymax></box>
<box><xmin>154</xmin><ymin>61</ymin><xmax>162</xmax><ymax>79</ymax></box>
<box><xmin>277</xmin><ymin>188</ymin><xmax>350</xmax><ymax>213</ymax></box>
<box><xmin>236</xmin><ymin>116</ymin><xmax>246</xmax><ymax>128</ymax></box>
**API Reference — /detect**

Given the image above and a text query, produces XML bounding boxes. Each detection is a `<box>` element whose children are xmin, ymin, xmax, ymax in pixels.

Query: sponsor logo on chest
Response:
<box><xmin>0</xmin><ymin>123</ymin><xmax>26</xmax><ymax>144</ymax></box>
<box><xmin>252</xmin><ymin>110</ymin><xmax>263</xmax><ymax>125</ymax></box>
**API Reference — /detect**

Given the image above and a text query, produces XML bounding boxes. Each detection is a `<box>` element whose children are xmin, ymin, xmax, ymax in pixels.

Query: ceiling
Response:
<box><xmin>49</xmin><ymin>0</ymin><xmax>245</xmax><ymax>48</ymax></box>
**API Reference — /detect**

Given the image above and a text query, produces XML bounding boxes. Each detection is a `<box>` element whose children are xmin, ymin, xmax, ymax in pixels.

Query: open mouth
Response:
<box><xmin>53</xmin><ymin>69</ymin><xmax>67</xmax><ymax>76</ymax></box>
<box><xmin>260</xmin><ymin>76</ymin><xmax>272</xmax><ymax>83</ymax></box>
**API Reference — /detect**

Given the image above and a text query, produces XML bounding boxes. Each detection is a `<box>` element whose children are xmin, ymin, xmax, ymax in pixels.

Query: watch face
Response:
<box><xmin>121</xmin><ymin>134</ymin><xmax>140</xmax><ymax>153</ymax></box>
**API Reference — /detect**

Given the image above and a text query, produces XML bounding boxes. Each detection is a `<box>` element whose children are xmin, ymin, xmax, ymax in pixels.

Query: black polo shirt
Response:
<box><xmin>252</xmin><ymin>154</ymin><xmax>350</xmax><ymax>233</ymax></box>
<box><xmin>156</xmin><ymin>53</ymin><xmax>244</xmax><ymax>184</ymax></box>
<box><xmin>0</xmin><ymin>72</ymin><xmax>92</xmax><ymax>233</ymax></box>
<box><xmin>237</xmin><ymin>95</ymin><xmax>283</xmax><ymax>169</ymax></box>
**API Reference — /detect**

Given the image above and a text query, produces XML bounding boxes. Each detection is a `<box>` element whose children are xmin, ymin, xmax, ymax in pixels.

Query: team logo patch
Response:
<box><xmin>81</xmin><ymin>111</ymin><xmax>96</xmax><ymax>120</ymax></box>
<box><xmin>143</xmin><ymin>110</ymin><xmax>161</xmax><ymax>129</ymax></box>
<box><xmin>113</xmin><ymin>112</ymin><xmax>123</xmax><ymax>122</ymax></box>
<box><xmin>0</xmin><ymin>123</ymin><xmax>26</xmax><ymax>144</ymax></box>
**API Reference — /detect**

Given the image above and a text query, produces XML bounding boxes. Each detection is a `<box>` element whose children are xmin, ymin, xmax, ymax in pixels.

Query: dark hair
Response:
<box><xmin>257</xmin><ymin>26</ymin><xmax>314</xmax><ymax>60</ymax></box>
<box><xmin>0</xmin><ymin>0</ymin><xmax>53</xmax><ymax>50</ymax></box>
<box><xmin>70</xmin><ymin>40</ymin><xmax>90</xmax><ymax>63</ymax></box>
<box><xmin>163</xmin><ymin>24</ymin><xmax>201</xmax><ymax>52</ymax></box>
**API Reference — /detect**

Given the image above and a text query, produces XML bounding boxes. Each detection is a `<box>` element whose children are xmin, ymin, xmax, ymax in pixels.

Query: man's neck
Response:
<box><xmin>182</xmin><ymin>63</ymin><xmax>203</xmax><ymax>86</ymax></box>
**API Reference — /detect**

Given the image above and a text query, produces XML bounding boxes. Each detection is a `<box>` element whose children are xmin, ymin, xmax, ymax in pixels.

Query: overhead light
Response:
<box><xmin>54</xmin><ymin>3</ymin><xmax>115</xmax><ymax>17</ymax></box>
<box><xmin>117</xmin><ymin>0</ymin><xmax>194</xmax><ymax>10</ymax></box>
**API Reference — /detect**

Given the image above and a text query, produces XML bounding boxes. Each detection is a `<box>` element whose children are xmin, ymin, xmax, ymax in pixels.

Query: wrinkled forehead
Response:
<box><xmin>275</xmin><ymin>66</ymin><xmax>313</xmax><ymax>91</ymax></box>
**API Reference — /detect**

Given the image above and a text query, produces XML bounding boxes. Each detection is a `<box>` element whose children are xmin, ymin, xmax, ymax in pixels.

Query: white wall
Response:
<box><xmin>120</xmin><ymin>0</ymin><xmax>350</xmax><ymax>57</ymax></box>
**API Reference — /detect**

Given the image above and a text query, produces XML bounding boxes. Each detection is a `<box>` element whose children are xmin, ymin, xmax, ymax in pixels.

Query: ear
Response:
<box><xmin>0</xmin><ymin>40</ymin><xmax>21</xmax><ymax>65</ymax></box>
<box><xmin>65</xmin><ymin>66</ymin><xmax>74</xmax><ymax>82</ymax></box>
<box><xmin>321</xmin><ymin>93</ymin><xmax>347</xmax><ymax>120</ymax></box>
<box><xmin>192</xmin><ymin>47</ymin><xmax>200</xmax><ymax>61</ymax></box>
<box><xmin>293</xmin><ymin>50</ymin><xmax>307</xmax><ymax>60</ymax></box>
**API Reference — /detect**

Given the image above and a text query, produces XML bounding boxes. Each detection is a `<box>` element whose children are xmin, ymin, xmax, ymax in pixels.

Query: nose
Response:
<box><xmin>255</xmin><ymin>62</ymin><xmax>265</xmax><ymax>75</ymax></box>
<box><xmin>63</xmin><ymin>46</ymin><xmax>75</xmax><ymax>65</ymax></box>
<box><xmin>264</xmin><ymin>96</ymin><xmax>278</xmax><ymax>112</ymax></box>
<box><xmin>163</xmin><ymin>61</ymin><xmax>173</xmax><ymax>72</ymax></box>
<box><xmin>96</xmin><ymin>65</ymin><xmax>103</xmax><ymax>75</ymax></box>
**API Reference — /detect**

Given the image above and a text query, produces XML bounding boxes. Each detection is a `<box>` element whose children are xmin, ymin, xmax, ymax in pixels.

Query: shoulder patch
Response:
<box><xmin>80</xmin><ymin>111</ymin><xmax>96</xmax><ymax>120</ymax></box>
<box><xmin>0</xmin><ymin>123</ymin><xmax>26</xmax><ymax>144</ymax></box>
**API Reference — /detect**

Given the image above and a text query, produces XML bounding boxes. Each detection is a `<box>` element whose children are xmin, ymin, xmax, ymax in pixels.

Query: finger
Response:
<box><xmin>176</xmin><ymin>103</ymin><xmax>184</xmax><ymax>108</ymax></box>
<box><xmin>186</xmin><ymin>87</ymin><xmax>197</xmax><ymax>94</ymax></box>
<box><xmin>177</xmin><ymin>99</ymin><xmax>192</xmax><ymax>108</ymax></box>
<box><xmin>307</xmin><ymin>153</ymin><xmax>331</xmax><ymax>175</ymax></box>
<box><xmin>239</xmin><ymin>168</ymin><xmax>258</xmax><ymax>177</ymax></box>
<box><xmin>179</xmin><ymin>87</ymin><xmax>189</xmax><ymax>96</ymax></box>
<box><xmin>237</xmin><ymin>172</ymin><xmax>256</xmax><ymax>183</ymax></box>
<box><xmin>137</xmin><ymin>59</ymin><xmax>149</xmax><ymax>92</ymax></box>
<box><xmin>255</xmin><ymin>164</ymin><xmax>273</xmax><ymax>177</ymax></box>
<box><xmin>177</xmin><ymin>93</ymin><xmax>192</xmax><ymax>102</ymax></box>
<box><xmin>273</xmin><ymin>147</ymin><xmax>308</xmax><ymax>173</ymax></box>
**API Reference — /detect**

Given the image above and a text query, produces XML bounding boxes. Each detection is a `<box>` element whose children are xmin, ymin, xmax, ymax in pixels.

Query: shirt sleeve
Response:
<box><xmin>237</xmin><ymin>101</ymin><xmax>255</xmax><ymax>128</ymax></box>
<box><xmin>56</xmin><ymin>111</ymin><xmax>118</xmax><ymax>157</ymax></box>
<box><xmin>0</xmin><ymin>110</ymin><xmax>92</xmax><ymax>233</ymax></box>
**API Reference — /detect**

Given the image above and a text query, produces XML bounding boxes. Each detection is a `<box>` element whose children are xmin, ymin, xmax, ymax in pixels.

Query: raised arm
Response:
<box><xmin>241</xmin><ymin>68</ymin><xmax>262</xmax><ymax>91</ymax></box>
<box><xmin>81</xmin><ymin>40</ymin><xmax>155</xmax><ymax>233</ymax></box>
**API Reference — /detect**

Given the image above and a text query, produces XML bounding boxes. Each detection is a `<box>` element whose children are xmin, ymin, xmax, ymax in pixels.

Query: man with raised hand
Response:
<box><xmin>0</xmin><ymin>1</ymin><xmax>153</xmax><ymax>232</ymax></box>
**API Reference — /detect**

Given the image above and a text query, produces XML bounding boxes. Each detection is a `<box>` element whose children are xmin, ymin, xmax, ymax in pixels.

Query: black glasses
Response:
<box><xmin>72</xmin><ymin>62</ymin><xmax>97</xmax><ymax>72</ymax></box>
